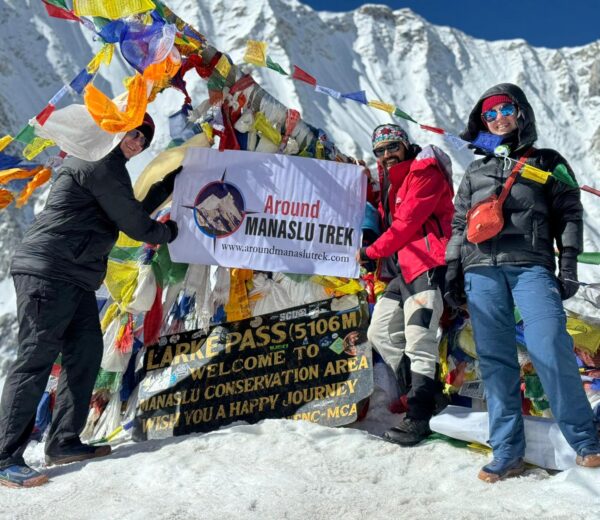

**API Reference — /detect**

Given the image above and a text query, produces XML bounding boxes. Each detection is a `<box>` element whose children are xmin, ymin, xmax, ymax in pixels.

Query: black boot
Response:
<box><xmin>45</xmin><ymin>437</ymin><xmax>111</xmax><ymax>466</ymax></box>
<box><xmin>383</xmin><ymin>417</ymin><xmax>432</xmax><ymax>446</ymax></box>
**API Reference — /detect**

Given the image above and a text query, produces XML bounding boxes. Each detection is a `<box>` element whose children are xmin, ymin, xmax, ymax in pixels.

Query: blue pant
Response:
<box><xmin>465</xmin><ymin>265</ymin><xmax>599</xmax><ymax>459</ymax></box>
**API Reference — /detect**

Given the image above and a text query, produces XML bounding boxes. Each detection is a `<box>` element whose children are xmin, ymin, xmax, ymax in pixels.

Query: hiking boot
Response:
<box><xmin>45</xmin><ymin>438</ymin><xmax>111</xmax><ymax>466</ymax></box>
<box><xmin>0</xmin><ymin>463</ymin><xmax>49</xmax><ymax>488</ymax></box>
<box><xmin>576</xmin><ymin>448</ymin><xmax>600</xmax><ymax>468</ymax></box>
<box><xmin>478</xmin><ymin>457</ymin><xmax>525</xmax><ymax>483</ymax></box>
<box><xmin>383</xmin><ymin>417</ymin><xmax>432</xmax><ymax>446</ymax></box>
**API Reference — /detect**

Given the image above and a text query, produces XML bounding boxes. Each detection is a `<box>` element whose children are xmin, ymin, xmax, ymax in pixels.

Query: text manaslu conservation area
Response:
<box><xmin>132</xmin><ymin>295</ymin><xmax>373</xmax><ymax>440</ymax></box>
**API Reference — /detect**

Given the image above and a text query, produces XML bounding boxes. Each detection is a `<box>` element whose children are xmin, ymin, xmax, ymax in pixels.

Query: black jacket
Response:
<box><xmin>446</xmin><ymin>83</ymin><xmax>583</xmax><ymax>272</ymax></box>
<box><xmin>11</xmin><ymin>147</ymin><xmax>174</xmax><ymax>291</ymax></box>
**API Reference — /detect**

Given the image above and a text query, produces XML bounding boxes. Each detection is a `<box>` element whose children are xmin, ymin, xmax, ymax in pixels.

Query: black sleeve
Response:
<box><xmin>543</xmin><ymin>152</ymin><xmax>584</xmax><ymax>255</ymax></box>
<box><xmin>445</xmin><ymin>166</ymin><xmax>472</xmax><ymax>263</ymax></box>
<box><xmin>141</xmin><ymin>178</ymin><xmax>173</xmax><ymax>214</ymax></box>
<box><xmin>88</xmin><ymin>166</ymin><xmax>172</xmax><ymax>244</ymax></box>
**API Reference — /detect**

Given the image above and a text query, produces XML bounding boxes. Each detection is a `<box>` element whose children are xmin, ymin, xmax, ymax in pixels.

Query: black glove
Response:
<box><xmin>444</xmin><ymin>259</ymin><xmax>466</xmax><ymax>309</ymax></box>
<box><xmin>165</xmin><ymin>219</ymin><xmax>179</xmax><ymax>243</ymax></box>
<box><xmin>161</xmin><ymin>166</ymin><xmax>183</xmax><ymax>194</ymax></box>
<box><xmin>141</xmin><ymin>166</ymin><xmax>184</xmax><ymax>214</ymax></box>
<box><xmin>558</xmin><ymin>250</ymin><xmax>579</xmax><ymax>300</ymax></box>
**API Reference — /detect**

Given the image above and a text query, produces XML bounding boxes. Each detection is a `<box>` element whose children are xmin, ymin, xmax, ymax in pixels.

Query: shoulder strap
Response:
<box><xmin>497</xmin><ymin>148</ymin><xmax>534</xmax><ymax>205</ymax></box>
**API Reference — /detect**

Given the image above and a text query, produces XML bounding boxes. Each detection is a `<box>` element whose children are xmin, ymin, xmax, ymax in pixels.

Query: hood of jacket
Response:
<box><xmin>460</xmin><ymin>83</ymin><xmax>537</xmax><ymax>152</ymax></box>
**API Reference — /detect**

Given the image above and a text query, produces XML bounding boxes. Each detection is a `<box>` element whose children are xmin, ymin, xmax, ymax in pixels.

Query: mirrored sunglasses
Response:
<box><xmin>126</xmin><ymin>129</ymin><xmax>147</xmax><ymax>146</ymax></box>
<box><xmin>373</xmin><ymin>141</ymin><xmax>402</xmax><ymax>158</ymax></box>
<box><xmin>482</xmin><ymin>103</ymin><xmax>517</xmax><ymax>123</ymax></box>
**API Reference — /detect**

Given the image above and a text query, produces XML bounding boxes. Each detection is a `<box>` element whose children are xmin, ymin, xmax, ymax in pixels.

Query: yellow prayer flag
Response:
<box><xmin>23</xmin><ymin>137</ymin><xmax>55</xmax><ymax>161</ymax></box>
<box><xmin>73</xmin><ymin>0</ymin><xmax>155</xmax><ymax>20</ymax></box>
<box><xmin>0</xmin><ymin>135</ymin><xmax>13</xmax><ymax>152</ymax></box>
<box><xmin>201</xmin><ymin>122</ymin><xmax>214</xmax><ymax>144</ymax></box>
<box><xmin>521</xmin><ymin>164</ymin><xmax>551</xmax><ymax>184</ymax></box>
<box><xmin>368</xmin><ymin>100</ymin><xmax>395</xmax><ymax>114</ymax></box>
<box><xmin>243</xmin><ymin>40</ymin><xmax>268</xmax><ymax>67</ymax></box>
<box><xmin>215</xmin><ymin>54</ymin><xmax>232</xmax><ymax>79</ymax></box>
<box><xmin>87</xmin><ymin>44</ymin><xmax>115</xmax><ymax>74</ymax></box>
<box><xmin>253</xmin><ymin>111</ymin><xmax>282</xmax><ymax>145</ymax></box>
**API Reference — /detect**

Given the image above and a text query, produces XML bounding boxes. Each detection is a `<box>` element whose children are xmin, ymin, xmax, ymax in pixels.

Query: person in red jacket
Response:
<box><xmin>357</xmin><ymin>124</ymin><xmax>454</xmax><ymax>445</ymax></box>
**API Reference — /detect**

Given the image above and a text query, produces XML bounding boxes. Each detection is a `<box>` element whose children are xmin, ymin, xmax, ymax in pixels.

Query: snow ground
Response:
<box><xmin>1</xmin><ymin>389</ymin><xmax>598</xmax><ymax>520</ymax></box>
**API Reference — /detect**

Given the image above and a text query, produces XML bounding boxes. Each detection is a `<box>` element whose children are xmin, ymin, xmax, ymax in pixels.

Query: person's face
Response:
<box><xmin>482</xmin><ymin>102</ymin><xmax>518</xmax><ymax>136</ymax></box>
<box><xmin>119</xmin><ymin>129</ymin><xmax>147</xmax><ymax>159</ymax></box>
<box><xmin>373</xmin><ymin>140</ymin><xmax>406</xmax><ymax>170</ymax></box>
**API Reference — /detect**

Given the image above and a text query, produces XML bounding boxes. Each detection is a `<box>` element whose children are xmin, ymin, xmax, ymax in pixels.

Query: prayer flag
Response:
<box><xmin>14</xmin><ymin>125</ymin><xmax>36</xmax><ymax>145</ymax></box>
<box><xmin>368</xmin><ymin>100</ymin><xmax>395</xmax><ymax>113</ymax></box>
<box><xmin>215</xmin><ymin>54</ymin><xmax>232</xmax><ymax>79</ymax></box>
<box><xmin>420</xmin><ymin>124</ymin><xmax>445</xmax><ymax>135</ymax></box>
<box><xmin>472</xmin><ymin>132</ymin><xmax>503</xmax><ymax>153</ymax></box>
<box><xmin>243</xmin><ymin>40</ymin><xmax>267</xmax><ymax>67</ymax></box>
<box><xmin>42</xmin><ymin>0</ymin><xmax>80</xmax><ymax>21</ymax></box>
<box><xmin>341</xmin><ymin>90</ymin><xmax>367</xmax><ymax>105</ymax></box>
<box><xmin>292</xmin><ymin>66</ymin><xmax>317</xmax><ymax>87</ymax></box>
<box><xmin>521</xmin><ymin>164</ymin><xmax>551</xmax><ymax>184</ymax></box>
<box><xmin>0</xmin><ymin>152</ymin><xmax>21</xmax><ymax>170</ymax></box>
<box><xmin>552</xmin><ymin>163</ymin><xmax>578</xmax><ymax>188</ymax></box>
<box><xmin>315</xmin><ymin>85</ymin><xmax>341</xmax><ymax>99</ymax></box>
<box><xmin>266</xmin><ymin>56</ymin><xmax>287</xmax><ymax>75</ymax></box>
<box><xmin>35</xmin><ymin>104</ymin><xmax>55</xmax><ymax>126</ymax></box>
<box><xmin>70</xmin><ymin>69</ymin><xmax>95</xmax><ymax>94</ymax></box>
<box><xmin>0</xmin><ymin>136</ymin><xmax>14</xmax><ymax>153</ymax></box>
<box><xmin>73</xmin><ymin>0</ymin><xmax>155</xmax><ymax>20</ymax></box>
<box><xmin>444</xmin><ymin>133</ymin><xmax>469</xmax><ymax>151</ymax></box>
<box><xmin>393</xmin><ymin>107</ymin><xmax>417</xmax><ymax>123</ymax></box>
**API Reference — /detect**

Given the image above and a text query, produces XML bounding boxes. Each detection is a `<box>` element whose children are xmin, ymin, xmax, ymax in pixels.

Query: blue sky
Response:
<box><xmin>303</xmin><ymin>1</ymin><xmax>600</xmax><ymax>48</ymax></box>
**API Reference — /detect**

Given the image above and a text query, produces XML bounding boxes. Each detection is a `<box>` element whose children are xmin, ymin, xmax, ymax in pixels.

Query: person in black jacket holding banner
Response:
<box><xmin>0</xmin><ymin>114</ymin><xmax>181</xmax><ymax>488</ymax></box>
<box><xmin>445</xmin><ymin>83</ymin><xmax>600</xmax><ymax>483</ymax></box>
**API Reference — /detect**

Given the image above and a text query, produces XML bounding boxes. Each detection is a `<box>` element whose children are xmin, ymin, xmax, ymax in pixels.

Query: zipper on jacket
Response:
<box><xmin>422</xmin><ymin>225</ymin><xmax>431</xmax><ymax>251</ymax></box>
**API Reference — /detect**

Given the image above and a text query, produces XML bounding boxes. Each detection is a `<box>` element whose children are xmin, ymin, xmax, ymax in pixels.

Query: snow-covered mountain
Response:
<box><xmin>1</xmin><ymin>0</ymin><xmax>599</xmax><ymax>367</ymax></box>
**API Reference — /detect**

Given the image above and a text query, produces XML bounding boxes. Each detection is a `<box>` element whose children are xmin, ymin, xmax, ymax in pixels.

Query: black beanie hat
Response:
<box><xmin>136</xmin><ymin>113</ymin><xmax>155</xmax><ymax>149</ymax></box>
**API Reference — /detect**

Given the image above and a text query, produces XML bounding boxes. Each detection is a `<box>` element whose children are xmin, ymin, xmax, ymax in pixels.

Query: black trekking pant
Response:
<box><xmin>0</xmin><ymin>275</ymin><xmax>103</xmax><ymax>467</ymax></box>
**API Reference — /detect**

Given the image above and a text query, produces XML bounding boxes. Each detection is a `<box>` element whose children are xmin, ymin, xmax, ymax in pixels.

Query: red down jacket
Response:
<box><xmin>365</xmin><ymin>145</ymin><xmax>455</xmax><ymax>284</ymax></box>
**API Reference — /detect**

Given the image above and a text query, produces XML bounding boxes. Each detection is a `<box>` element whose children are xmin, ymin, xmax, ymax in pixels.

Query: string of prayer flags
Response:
<box><xmin>368</xmin><ymin>100</ymin><xmax>395</xmax><ymax>114</ymax></box>
<box><xmin>70</xmin><ymin>69</ymin><xmax>95</xmax><ymax>95</ymax></box>
<box><xmin>0</xmin><ymin>152</ymin><xmax>21</xmax><ymax>170</ymax></box>
<box><xmin>394</xmin><ymin>107</ymin><xmax>417</xmax><ymax>123</ymax></box>
<box><xmin>444</xmin><ymin>133</ymin><xmax>469</xmax><ymax>151</ymax></box>
<box><xmin>291</xmin><ymin>65</ymin><xmax>317</xmax><ymax>87</ymax></box>
<box><xmin>471</xmin><ymin>132</ymin><xmax>503</xmax><ymax>153</ymax></box>
<box><xmin>552</xmin><ymin>163</ymin><xmax>578</xmax><ymax>188</ymax></box>
<box><xmin>582</xmin><ymin>185</ymin><xmax>600</xmax><ymax>198</ymax></box>
<box><xmin>0</xmin><ymin>167</ymin><xmax>40</xmax><ymax>185</ymax></box>
<box><xmin>84</xmin><ymin>73</ymin><xmax>148</xmax><ymax>133</ymax></box>
<box><xmin>243</xmin><ymin>40</ymin><xmax>268</xmax><ymax>67</ymax></box>
<box><xmin>419</xmin><ymin>124</ymin><xmax>445</xmax><ymax>135</ymax></box>
<box><xmin>315</xmin><ymin>85</ymin><xmax>341</xmax><ymax>99</ymax></box>
<box><xmin>14</xmin><ymin>125</ymin><xmax>36</xmax><ymax>146</ymax></box>
<box><xmin>0</xmin><ymin>136</ymin><xmax>14</xmax><ymax>153</ymax></box>
<box><xmin>521</xmin><ymin>163</ymin><xmax>552</xmax><ymax>184</ymax></box>
<box><xmin>266</xmin><ymin>56</ymin><xmax>287</xmax><ymax>75</ymax></box>
<box><xmin>23</xmin><ymin>137</ymin><xmax>55</xmax><ymax>161</ymax></box>
<box><xmin>73</xmin><ymin>0</ymin><xmax>155</xmax><ymax>20</ymax></box>
<box><xmin>15</xmin><ymin>167</ymin><xmax>52</xmax><ymax>207</ymax></box>
<box><xmin>0</xmin><ymin>189</ymin><xmax>14</xmax><ymax>210</ymax></box>
<box><xmin>42</xmin><ymin>0</ymin><xmax>80</xmax><ymax>21</ymax></box>
<box><xmin>86</xmin><ymin>43</ymin><xmax>115</xmax><ymax>73</ymax></box>
<box><xmin>342</xmin><ymin>90</ymin><xmax>368</xmax><ymax>105</ymax></box>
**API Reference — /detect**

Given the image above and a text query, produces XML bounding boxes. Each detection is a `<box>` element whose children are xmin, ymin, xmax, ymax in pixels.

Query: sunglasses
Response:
<box><xmin>482</xmin><ymin>103</ymin><xmax>517</xmax><ymax>123</ymax></box>
<box><xmin>125</xmin><ymin>129</ymin><xmax>147</xmax><ymax>146</ymax></box>
<box><xmin>373</xmin><ymin>142</ymin><xmax>402</xmax><ymax>158</ymax></box>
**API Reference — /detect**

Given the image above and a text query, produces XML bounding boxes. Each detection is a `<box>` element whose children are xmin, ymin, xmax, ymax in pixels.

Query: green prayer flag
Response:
<box><xmin>577</xmin><ymin>252</ymin><xmax>600</xmax><ymax>265</ymax></box>
<box><xmin>552</xmin><ymin>163</ymin><xmax>578</xmax><ymax>188</ymax></box>
<box><xmin>207</xmin><ymin>72</ymin><xmax>226</xmax><ymax>92</ymax></box>
<box><xmin>44</xmin><ymin>0</ymin><xmax>69</xmax><ymax>8</ymax></box>
<box><xmin>14</xmin><ymin>125</ymin><xmax>36</xmax><ymax>145</ymax></box>
<box><xmin>266</xmin><ymin>56</ymin><xmax>288</xmax><ymax>75</ymax></box>
<box><xmin>152</xmin><ymin>244</ymin><xmax>188</xmax><ymax>288</ymax></box>
<box><xmin>394</xmin><ymin>107</ymin><xmax>417</xmax><ymax>123</ymax></box>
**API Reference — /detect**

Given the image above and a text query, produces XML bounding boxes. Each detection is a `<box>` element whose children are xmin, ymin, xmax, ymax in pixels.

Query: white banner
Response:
<box><xmin>169</xmin><ymin>148</ymin><xmax>366</xmax><ymax>277</ymax></box>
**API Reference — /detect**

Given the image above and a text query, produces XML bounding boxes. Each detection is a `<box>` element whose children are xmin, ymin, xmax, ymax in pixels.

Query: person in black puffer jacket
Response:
<box><xmin>445</xmin><ymin>84</ymin><xmax>600</xmax><ymax>483</ymax></box>
<box><xmin>0</xmin><ymin>114</ymin><xmax>181</xmax><ymax>487</ymax></box>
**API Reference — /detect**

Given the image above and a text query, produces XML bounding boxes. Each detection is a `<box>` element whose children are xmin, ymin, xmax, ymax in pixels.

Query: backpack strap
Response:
<box><xmin>497</xmin><ymin>148</ymin><xmax>534</xmax><ymax>205</ymax></box>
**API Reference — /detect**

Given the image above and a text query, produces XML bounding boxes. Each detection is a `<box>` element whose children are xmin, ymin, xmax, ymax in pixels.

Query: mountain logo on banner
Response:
<box><xmin>184</xmin><ymin>171</ymin><xmax>246</xmax><ymax>238</ymax></box>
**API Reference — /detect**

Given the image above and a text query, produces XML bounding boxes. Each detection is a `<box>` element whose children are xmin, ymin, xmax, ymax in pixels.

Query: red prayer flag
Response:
<box><xmin>419</xmin><ymin>124</ymin><xmax>445</xmax><ymax>135</ymax></box>
<box><xmin>292</xmin><ymin>65</ymin><xmax>317</xmax><ymax>87</ymax></box>
<box><xmin>582</xmin><ymin>185</ymin><xmax>600</xmax><ymax>197</ymax></box>
<box><xmin>42</xmin><ymin>1</ymin><xmax>80</xmax><ymax>22</ymax></box>
<box><xmin>35</xmin><ymin>104</ymin><xmax>55</xmax><ymax>126</ymax></box>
